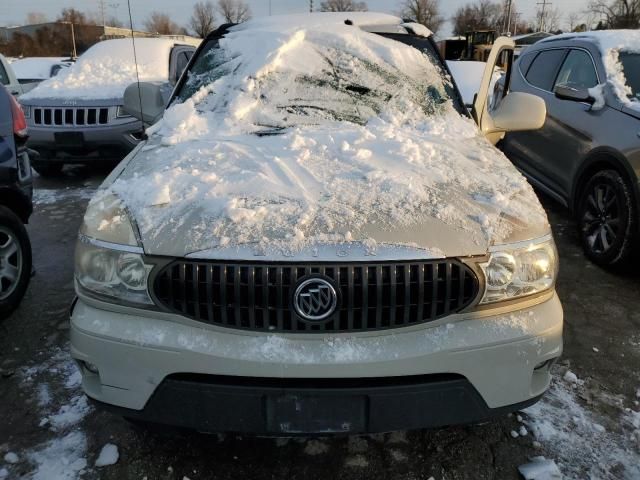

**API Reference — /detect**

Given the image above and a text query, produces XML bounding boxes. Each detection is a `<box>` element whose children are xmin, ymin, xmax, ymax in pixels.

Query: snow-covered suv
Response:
<box><xmin>70</xmin><ymin>13</ymin><xmax>563</xmax><ymax>435</ymax></box>
<box><xmin>19</xmin><ymin>38</ymin><xmax>198</xmax><ymax>176</ymax></box>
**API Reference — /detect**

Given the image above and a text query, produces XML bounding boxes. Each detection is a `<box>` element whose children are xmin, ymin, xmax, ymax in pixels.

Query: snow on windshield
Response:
<box><xmin>21</xmin><ymin>38</ymin><xmax>176</xmax><ymax>101</ymax></box>
<box><xmin>100</xmin><ymin>18</ymin><xmax>548</xmax><ymax>256</ymax></box>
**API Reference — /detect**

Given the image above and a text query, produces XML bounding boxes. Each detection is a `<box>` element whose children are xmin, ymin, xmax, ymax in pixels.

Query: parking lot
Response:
<box><xmin>0</xmin><ymin>168</ymin><xmax>637</xmax><ymax>480</ymax></box>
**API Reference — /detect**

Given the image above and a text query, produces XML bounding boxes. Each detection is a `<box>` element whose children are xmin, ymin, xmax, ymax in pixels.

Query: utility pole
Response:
<box><xmin>502</xmin><ymin>0</ymin><xmax>513</xmax><ymax>35</ymax></box>
<box><xmin>97</xmin><ymin>0</ymin><xmax>107</xmax><ymax>25</ymax></box>
<box><xmin>537</xmin><ymin>0</ymin><xmax>551</xmax><ymax>32</ymax></box>
<box><xmin>310</xmin><ymin>0</ymin><xmax>313</xmax><ymax>13</ymax></box>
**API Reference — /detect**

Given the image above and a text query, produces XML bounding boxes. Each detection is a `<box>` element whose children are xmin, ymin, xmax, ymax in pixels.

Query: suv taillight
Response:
<box><xmin>9</xmin><ymin>95</ymin><xmax>27</xmax><ymax>137</ymax></box>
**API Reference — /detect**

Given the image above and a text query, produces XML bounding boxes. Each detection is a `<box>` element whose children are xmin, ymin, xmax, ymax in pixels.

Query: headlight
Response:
<box><xmin>80</xmin><ymin>192</ymin><xmax>138</xmax><ymax>246</ymax></box>
<box><xmin>480</xmin><ymin>235</ymin><xmax>558</xmax><ymax>304</ymax></box>
<box><xmin>75</xmin><ymin>238</ymin><xmax>153</xmax><ymax>306</ymax></box>
<box><xmin>21</xmin><ymin>105</ymin><xmax>31</xmax><ymax>119</ymax></box>
<box><xmin>116</xmin><ymin>106</ymin><xmax>132</xmax><ymax>118</ymax></box>
<box><xmin>76</xmin><ymin>191</ymin><xmax>154</xmax><ymax>306</ymax></box>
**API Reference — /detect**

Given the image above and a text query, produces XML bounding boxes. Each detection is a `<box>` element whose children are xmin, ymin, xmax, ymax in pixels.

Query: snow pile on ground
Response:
<box><xmin>518</xmin><ymin>456</ymin><xmax>562</xmax><ymax>480</ymax></box>
<box><xmin>34</xmin><ymin>186</ymin><xmax>97</xmax><ymax>205</ymax></box>
<box><xmin>101</xmin><ymin>17</ymin><xmax>547</xmax><ymax>257</ymax></box>
<box><xmin>21</xmin><ymin>38</ymin><xmax>177</xmax><ymax>101</ymax></box>
<box><xmin>524</xmin><ymin>367</ymin><xmax>640</xmax><ymax>479</ymax></box>
<box><xmin>18</xmin><ymin>347</ymin><xmax>92</xmax><ymax>479</ymax></box>
<box><xmin>446</xmin><ymin>60</ymin><xmax>502</xmax><ymax>106</ymax></box>
<box><xmin>95</xmin><ymin>443</ymin><xmax>119</xmax><ymax>467</ymax></box>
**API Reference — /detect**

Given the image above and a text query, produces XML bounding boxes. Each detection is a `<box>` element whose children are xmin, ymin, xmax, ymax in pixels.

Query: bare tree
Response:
<box><xmin>320</xmin><ymin>0</ymin><xmax>368</xmax><ymax>12</ymax></box>
<box><xmin>57</xmin><ymin>8</ymin><xmax>92</xmax><ymax>25</ymax></box>
<box><xmin>400</xmin><ymin>0</ymin><xmax>444</xmax><ymax>34</ymax></box>
<box><xmin>536</xmin><ymin>5</ymin><xmax>562</xmax><ymax>32</ymax></box>
<box><xmin>217</xmin><ymin>0</ymin><xmax>252</xmax><ymax>23</ymax></box>
<box><xmin>190</xmin><ymin>1</ymin><xmax>217</xmax><ymax>37</ymax></box>
<box><xmin>26</xmin><ymin>12</ymin><xmax>48</xmax><ymax>24</ymax></box>
<box><xmin>589</xmin><ymin>0</ymin><xmax>640</xmax><ymax>28</ymax></box>
<box><xmin>452</xmin><ymin>1</ymin><xmax>501</xmax><ymax>35</ymax></box>
<box><xmin>144</xmin><ymin>11</ymin><xmax>182</xmax><ymax>35</ymax></box>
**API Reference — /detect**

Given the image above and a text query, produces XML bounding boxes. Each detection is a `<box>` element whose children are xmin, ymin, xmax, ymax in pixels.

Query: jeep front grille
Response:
<box><xmin>153</xmin><ymin>261</ymin><xmax>479</xmax><ymax>333</ymax></box>
<box><xmin>33</xmin><ymin>107</ymin><xmax>110</xmax><ymax>126</ymax></box>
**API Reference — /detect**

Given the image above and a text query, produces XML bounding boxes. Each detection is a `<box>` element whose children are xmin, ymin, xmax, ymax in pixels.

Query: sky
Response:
<box><xmin>0</xmin><ymin>0</ymin><xmax>594</xmax><ymax>37</ymax></box>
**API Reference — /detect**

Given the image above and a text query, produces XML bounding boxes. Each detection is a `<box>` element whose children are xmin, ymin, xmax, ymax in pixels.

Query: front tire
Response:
<box><xmin>577</xmin><ymin>169</ymin><xmax>638</xmax><ymax>268</ymax></box>
<box><xmin>0</xmin><ymin>206</ymin><xmax>32</xmax><ymax>319</ymax></box>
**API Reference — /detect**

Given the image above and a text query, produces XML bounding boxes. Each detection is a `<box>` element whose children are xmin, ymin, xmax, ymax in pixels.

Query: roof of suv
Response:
<box><xmin>537</xmin><ymin>29</ymin><xmax>640</xmax><ymax>52</ymax></box>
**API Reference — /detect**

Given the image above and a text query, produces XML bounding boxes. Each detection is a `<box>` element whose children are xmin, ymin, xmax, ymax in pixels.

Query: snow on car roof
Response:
<box><xmin>11</xmin><ymin>57</ymin><xmax>70</xmax><ymax>80</ymax></box>
<box><xmin>98</xmin><ymin>15</ymin><xmax>548</xmax><ymax>257</ymax></box>
<box><xmin>21</xmin><ymin>38</ymin><xmax>181</xmax><ymax>101</ymax></box>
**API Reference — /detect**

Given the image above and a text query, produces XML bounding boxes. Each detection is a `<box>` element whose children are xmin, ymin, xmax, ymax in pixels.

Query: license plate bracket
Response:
<box><xmin>54</xmin><ymin>132</ymin><xmax>85</xmax><ymax>148</ymax></box>
<box><xmin>266</xmin><ymin>394</ymin><xmax>366</xmax><ymax>434</ymax></box>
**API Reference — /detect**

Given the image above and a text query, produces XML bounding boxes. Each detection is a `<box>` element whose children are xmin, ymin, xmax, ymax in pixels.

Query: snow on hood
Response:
<box><xmin>21</xmin><ymin>38</ymin><xmax>176</xmax><ymax>101</ymax></box>
<box><xmin>543</xmin><ymin>30</ymin><xmax>640</xmax><ymax>109</ymax></box>
<box><xmin>11</xmin><ymin>57</ymin><xmax>70</xmax><ymax>80</ymax></box>
<box><xmin>94</xmin><ymin>17</ymin><xmax>549</xmax><ymax>259</ymax></box>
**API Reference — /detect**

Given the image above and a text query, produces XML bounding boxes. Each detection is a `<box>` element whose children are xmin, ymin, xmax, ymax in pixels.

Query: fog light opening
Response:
<box><xmin>534</xmin><ymin>358</ymin><xmax>557</xmax><ymax>371</ymax></box>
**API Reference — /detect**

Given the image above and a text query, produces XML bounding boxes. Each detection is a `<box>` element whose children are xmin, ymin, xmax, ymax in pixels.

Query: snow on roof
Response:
<box><xmin>238</xmin><ymin>12</ymin><xmax>404</xmax><ymax>31</ymax></box>
<box><xmin>97</xmin><ymin>16</ymin><xmax>547</xmax><ymax>257</ymax></box>
<box><xmin>21</xmin><ymin>38</ymin><xmax>180</xmax><ymax>101</ymax></box>
<box><xmin>11</xmin><ymin>57</ymin><xmax>71</xmax><ymax>80</ymax></box>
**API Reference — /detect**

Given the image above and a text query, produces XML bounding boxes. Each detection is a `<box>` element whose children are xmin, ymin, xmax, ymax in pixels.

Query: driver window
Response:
<box><xmin>554</xmin><ymin>50</ymin><xmax>598</xmax><ymax>90</ymax></box>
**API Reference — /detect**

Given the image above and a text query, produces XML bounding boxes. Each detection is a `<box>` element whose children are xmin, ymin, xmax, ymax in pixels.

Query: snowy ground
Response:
<box><xmin>0</xmin><ymin>170</ymin><xmax>638</xmax><ymax>479</ymax></box>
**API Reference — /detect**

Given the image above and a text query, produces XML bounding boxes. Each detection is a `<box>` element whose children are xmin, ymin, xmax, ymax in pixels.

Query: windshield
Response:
<box><xmin>172</xmin><ymin>29</ymin><xmax>465</xmax><ymax>130</ymax></box>
<box><xmin>619</xmin><ymin>52</ymin><xmax>640</xmax><ymax>102</ymax></box>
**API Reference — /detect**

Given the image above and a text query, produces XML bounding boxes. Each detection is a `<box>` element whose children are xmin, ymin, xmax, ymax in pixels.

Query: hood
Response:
<box><xmin>20</xmin><ymin>38</ymin><xmax>176</xmax><ymax>103</ymax></box>
<box><xmin>101</xmin><ymin>113</ymin><xmax>549</xmax><ymax>260</ymax></box>
<box><xmin>93</xmin><ymin>20</ymin><xmax>549</xmax><ymax>260</ymax></box>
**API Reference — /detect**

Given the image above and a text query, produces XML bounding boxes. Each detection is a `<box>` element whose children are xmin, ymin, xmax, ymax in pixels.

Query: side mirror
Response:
<box><xmin>554</xmin><ymin>84</ymin><xmax>595</xmax><ymax>104</ymax></box>
<box><xmin>490</xmin><ymin>92</ymin><xmax>547</xmax><ymax>133</ymax></box>
<box><xmin>122</xmin><ymin>82</ymin><xmax>165</xmax><ymax>125</ymax></box>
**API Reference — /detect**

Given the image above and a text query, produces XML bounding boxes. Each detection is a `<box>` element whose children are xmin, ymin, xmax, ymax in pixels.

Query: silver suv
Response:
<box><xmin>19</xmin><ymin>38</ymin><xmax>197</xmax><ymax>176</ymax></box>
<box><xmin>70</xmin><ymin>14</ymin><xmax>562</xmax><ymax>435</ymax></box>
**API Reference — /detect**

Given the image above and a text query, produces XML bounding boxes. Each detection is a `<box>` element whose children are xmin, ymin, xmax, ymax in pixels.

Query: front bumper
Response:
<box><xmin>25</xmin><ymin>120</ymin><xmax>140</xmax><ymax>162</ymax></box>
<box><xmin>70</xmin><ymin>292</ymin><xmax>563</xmax><ymax>434</ymax></box>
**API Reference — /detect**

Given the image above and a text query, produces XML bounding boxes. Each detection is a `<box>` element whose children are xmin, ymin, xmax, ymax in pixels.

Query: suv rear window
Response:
<box><xmin>525</xmin><ymin>49</ymin><xmax>566</xmax><ymax>91</ymax></box>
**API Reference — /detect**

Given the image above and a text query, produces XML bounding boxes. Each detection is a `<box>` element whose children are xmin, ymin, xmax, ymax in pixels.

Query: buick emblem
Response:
<box><xmin>293</xmin><ymin>278</ymin><xmax>338</xmax><ymax>321</ymax></box>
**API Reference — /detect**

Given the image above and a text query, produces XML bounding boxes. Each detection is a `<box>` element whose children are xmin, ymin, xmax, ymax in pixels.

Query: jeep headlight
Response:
<box><xmin>480</xmin><ymin>235</ymin><xmax>558</xmax><ymax>304</ymax></box>
<box><xmin>75</xmin><ymin>192</ymin><xmax>154</xmax><ymax>306</ymax></box>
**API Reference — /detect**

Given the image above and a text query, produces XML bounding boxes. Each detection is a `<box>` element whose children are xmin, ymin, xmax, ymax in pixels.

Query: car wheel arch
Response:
<box><xmin>0</xmin><ymin>187</ymin><xmax>31</xmax><ymax>224</ymax></box>
<box><xmin>570</xmin><ymin>147</ymin><xmax>638</xmax><ymax>215</ymax></box>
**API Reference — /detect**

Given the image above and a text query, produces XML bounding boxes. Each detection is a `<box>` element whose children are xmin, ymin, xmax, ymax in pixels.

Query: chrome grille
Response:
<box><xmin>153</xmin><ymin>261</ymin><xmax>480</xmax><ymax>333</ymax></box>
<box><xmin>33</xmin><ymin>107</ymin><xmax>110</xmax><ymax>126</ymax></box>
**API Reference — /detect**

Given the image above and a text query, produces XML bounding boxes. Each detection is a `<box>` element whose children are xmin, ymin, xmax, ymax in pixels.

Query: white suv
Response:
<box><xmin>70</xmin><ymin>13</ymin><xmax>562</xmax><ymax>435</ymax></box>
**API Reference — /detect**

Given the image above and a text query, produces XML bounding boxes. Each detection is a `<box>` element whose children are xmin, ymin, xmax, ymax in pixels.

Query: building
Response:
<box><xmin>0</xmin><ymin>23</ymin><xmax>199</xmax><ymax>58</ymax></box>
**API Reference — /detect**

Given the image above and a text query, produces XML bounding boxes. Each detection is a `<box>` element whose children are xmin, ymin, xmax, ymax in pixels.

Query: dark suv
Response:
<box><xmin>500</xmin><ymin>31</ymin><xmax>640</xmax><ymax>267</ymax></box>
<box><xmin>0</xmin><ymin>85</ymin><xmax>33</xmax><ymax>318</ymax></box>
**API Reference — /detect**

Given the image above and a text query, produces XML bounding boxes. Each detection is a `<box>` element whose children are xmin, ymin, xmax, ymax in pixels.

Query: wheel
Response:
<box><xmin>577</xmin><ymin>169</ymin><xmax>638</xmax><ymax>268</ymax></box>
<box><xmin>0</xmin><ymin>206</ymin><xmax>32</xmax><ymax>319</ymax></box>
<box><xmin>32</xmin><ymin>161</ymin><xmax>64</xmax><ymax>177</ymax></box>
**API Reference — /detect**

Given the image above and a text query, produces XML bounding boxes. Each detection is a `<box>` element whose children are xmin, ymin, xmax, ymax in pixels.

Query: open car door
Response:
<box><xmin>472</xmin><ymin>37</ymin><xmax>547</xmax><ymax>145</ymax></box>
